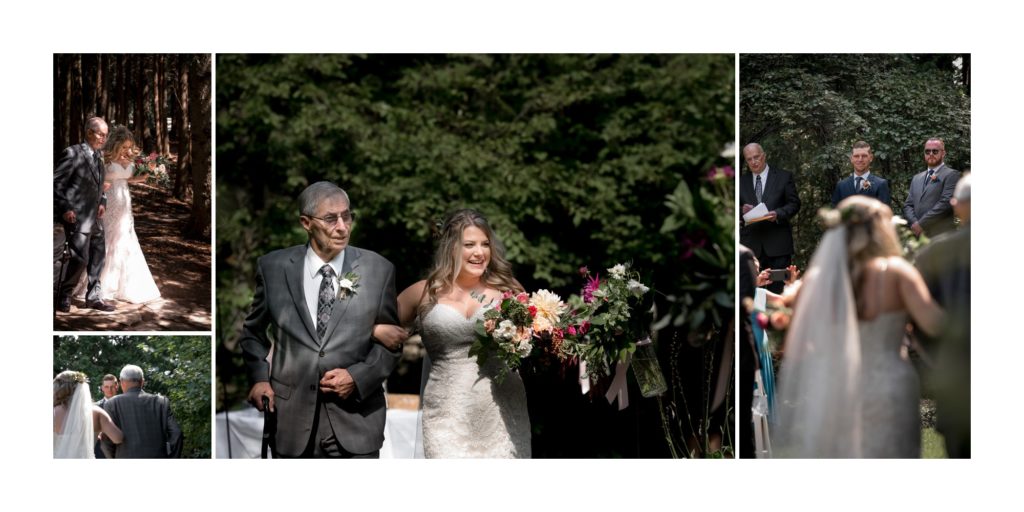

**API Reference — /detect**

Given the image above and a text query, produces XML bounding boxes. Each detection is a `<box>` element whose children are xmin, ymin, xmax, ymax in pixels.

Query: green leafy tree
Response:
<box><xmin>740</xmin><ymin>54</ymin><xmax>970</xmax><ymax>266</ymax></box>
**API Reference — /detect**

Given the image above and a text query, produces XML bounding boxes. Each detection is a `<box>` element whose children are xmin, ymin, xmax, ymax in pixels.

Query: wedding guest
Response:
<box><xmin>739</xmin><ymin>245</ymin><xmax>758</xmax><ymax>458</ymax></box>
<box><xmin>101</xmin><ymin>364</ymin><xmax>183</xmax><ymax>458</ymax></box>
<box><xmin>903</xmin><ymin>138</ymin><xmax>961</xmax><ymax>237</ymax></box>
<box><xmin>740</xmin><ymin>143</ymin><xmax>801</xmax><ymax>294</ymax></box>
<box><xmin>914</xmin><ymin>173</ymin><xmax>970</xmax><ymax>457</ymax></box>
<box><xmin>831</xmin><ymin>141</ymin><xmax>892</xmax><ymax>208</ymax></box>
<box><xmin>94</xmin><ymin>374</ymin><xmax>118</xmax><ymax>458</ymax></box>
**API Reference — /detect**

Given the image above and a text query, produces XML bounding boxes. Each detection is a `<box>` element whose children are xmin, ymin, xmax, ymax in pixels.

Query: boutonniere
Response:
<box><xmin>336</xmin><ymin>271</ymin><xmax>360</xmax><ymax>300</ymax></box>
<box><xmin>861</xmin><ymin>178</ymin><xmax>872</xmax><ymax>190</ymax></box>
<box><xmin>929</xmin><ymin>173</ymin><xmax>939</xmax><ymax>182</ymax></box>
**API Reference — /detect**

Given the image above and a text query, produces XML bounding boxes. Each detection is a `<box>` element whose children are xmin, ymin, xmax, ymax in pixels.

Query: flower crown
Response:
<box><xmin>819</xmin><ymin>205</ymin><xmax>907</xmax><ymax>229</ymax></box>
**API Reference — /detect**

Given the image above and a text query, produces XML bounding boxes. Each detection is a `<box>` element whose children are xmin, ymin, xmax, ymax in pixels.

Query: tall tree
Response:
<box><xmin>185</xmin><ymin>54</ymin><xmax>211</xmax><ymax>239</ymax></box>
<box><xmin>175</xmin><ymin>54</ymin><xmax>192</xmax><ymax>201</ymax></box>
<box><xmin>69</xmin><ymin>55</ymin><xmax>83</xmax><ymax>145</ymax></box>
<box><xmin>134</xmin><ymin>56</ymin><xmax>145</xmax><ymax>149</ymax></box>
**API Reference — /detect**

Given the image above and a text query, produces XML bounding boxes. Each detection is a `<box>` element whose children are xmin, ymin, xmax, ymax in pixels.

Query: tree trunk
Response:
<box><xmin>118</xmin><ymin>55</ymin><xmax>128</xmax><ymax>128</ymax></box>
<box><xmin>99</xmin><ymin>54</ymin><xmax>110</xmax><ymax>123</ymax></box>
<box><xmin>70</xmin><ymin>55</ymin><xmax>83</xmax><ymax>146</ymax></box>
<box><xmin>185</xmin><ymin>54</ymin><xmax>211</xmax><ymax>240</ymax></box>
<box><xmin>134</xmin><ymin>56</ymin><xmax>146</xmax><ymax>150</ymax></box>
<box><xmin>54</xmin><ymin>55</ymin><xmax>64</xmax><ymax>154</ymax></box>
<box><xmin>175</xmin><ymin>55</ymin><xmax>192</xmax><ymax>201</ymax></box>
<box><xmin>153</xmin><ymin>55</ymin><xmax>163</xmax><ymax>155</ymax></box>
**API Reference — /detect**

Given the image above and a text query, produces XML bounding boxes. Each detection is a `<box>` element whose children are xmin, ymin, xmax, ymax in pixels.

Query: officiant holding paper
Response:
<box><xmin>740</xmin><ymin>143</ymin><xmax>801</xmax><ymax>294</ymax></box>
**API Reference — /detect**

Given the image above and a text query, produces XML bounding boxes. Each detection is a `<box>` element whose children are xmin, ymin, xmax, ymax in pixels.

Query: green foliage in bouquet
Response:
<box><xmin>470</xmin><ymin>292</ymin><xmax>536</xmax><ymax>384</ymax></box>
<box><xmin>562</xmin><ymin>263</ymin><xmax>652</xmax><ymax>381</ymax></box>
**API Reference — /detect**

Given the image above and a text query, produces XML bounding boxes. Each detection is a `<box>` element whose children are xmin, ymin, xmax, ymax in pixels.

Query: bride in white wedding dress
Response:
<box><xmin>53</xmin><ymin>371</ymin><xmax>123</xmax><ymax>458</ymax></box>
<box><xmin>75</xmin><ymin>127</ymin><xmax>161</xmax><ymax>304</ymax></box>
<box><xmin>776</xmin><ymin>196</ymin><xmax>944</xmax><ymax>458</ymax></box>
<box><xmin>392</xmin><ymin>209</ymin><xmax>531</xmax><ymax>458</ymax></box>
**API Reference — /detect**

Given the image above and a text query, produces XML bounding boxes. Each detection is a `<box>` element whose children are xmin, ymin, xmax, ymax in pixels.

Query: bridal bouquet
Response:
<box><xmin>560</xmin><ymin>263</ymin><xmax>667</xmax><ymax>401</ymax></box>
<box><xmin>471</xmin><ymin>289</ymin><xmax>569</xmax><ymax>384</ymax></box>
<box><xmin>134</xmin><ymin>152</ymin><xmax>172</xmax><ymax>187</ymax></box>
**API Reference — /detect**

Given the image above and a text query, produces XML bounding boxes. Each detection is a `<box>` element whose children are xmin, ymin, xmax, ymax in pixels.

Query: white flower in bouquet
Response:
<box><xmin>627</xmin><ymin>279</ymin><xmax>649</xmax><ymax>296</ymax></box>
<box><xmin>494</xmin><ymin>320</ymin><xmax>517</xmax><ymax>340</ymax></box>
<box><xmin>516</xmin><ymin>337</ymin><xmax>533</xmax><ymax>356</ymax></box>
<box><xmin>530</xmin><ymin>289</ymin><xmax>567</xmax><ymax>333</ymax></box>
<box><xmin>608</xmin><ymin>264</ymin><xmax>627</xmax><ymax>280</ymax></box>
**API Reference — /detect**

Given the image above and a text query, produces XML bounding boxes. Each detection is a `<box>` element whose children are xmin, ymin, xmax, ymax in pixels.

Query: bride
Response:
<box><xmin>75</xmin><ymin>126</ymin><xmax>161</xmax><ymax>304</ymax></box>
<box><xmin>391</xmin><ymin>209</ymin><xmax>531</xmax><ymax>458</ymax></box>
<box><xmin>54</xmin><ymin>371</ymin><xmax>123</xmax><ymax>458</ymax></box>
<box><xmin>775</xmin><ymin>196</ymin><xmax>943</xmax><ymax>458</ymax></box>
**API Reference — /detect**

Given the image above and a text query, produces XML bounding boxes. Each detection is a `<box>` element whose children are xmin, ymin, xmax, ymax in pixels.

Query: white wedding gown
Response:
<box><xmin>54</xmin><ymin>383</ymin><xmax>95</xmax><ymax>459</ymax></box>
<box><xmin>776</xmin><ymin>228</ymin><xmax>920</xmax><ymax>458</ymax></box>
<box><xmin>75</xmin><ymin>162</ymin><xmax>161</xmax><ymax>303</ymax></box>
<box><xmin>418</xmin><ymin>303</ymin><xmax>531</xmax><ymax>458</ymax></box>
<box><xmin>858</xmin><ymin>311</ymin><xmax>920</xmax><ymax>457</ymax></box>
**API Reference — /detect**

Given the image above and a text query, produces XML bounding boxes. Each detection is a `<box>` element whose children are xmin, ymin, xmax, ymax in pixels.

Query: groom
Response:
<box><xmin>240</xmin><ymin>182</ymin><xmax>403</xmax><ymax>458</ymax></box>
<box><xmin>53</xmin><ymin>116</ymin><xmax>115</xmax><ymax>312</ymax></box>
<box><xmin>831</xmin><ymin>141</ymin><xmax>892</xmax><ymax>208</ymax></box>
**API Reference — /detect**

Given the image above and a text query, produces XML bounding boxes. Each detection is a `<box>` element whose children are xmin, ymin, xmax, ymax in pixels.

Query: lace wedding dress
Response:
<box><xmin>75</xmin><ymin>162</ymin><xmax>161</xmax><ymax>303</ymax></box>
<box><xmin>418</xmin><ymin>303</ymin><xmax>531</xmax><ymax>458</ymax></box>
<box><xmin>858</xmin><ymin>312</ymin><xmax>920</xmax><ymax>457</ymax></box>
<box><xmin>776</xmin><ymin>227</ymin><xmax>920</xmax><ymax>458</ymax></box>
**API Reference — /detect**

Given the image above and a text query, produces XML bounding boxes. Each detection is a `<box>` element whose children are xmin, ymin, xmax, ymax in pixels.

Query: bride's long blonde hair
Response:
<box><xmin>102</xmin><ymin>126</ymin><xmax>138</xmax><ymax>164</ymax></box>
<box><xmin>832</xmin><ymin>195</ymin><xmax>902</xmax><ymax>303</ymax></box>
<box><xmin>421</xmin><ymin>209</ymin><xmax>522</xmax><ymax>314</ymax></box>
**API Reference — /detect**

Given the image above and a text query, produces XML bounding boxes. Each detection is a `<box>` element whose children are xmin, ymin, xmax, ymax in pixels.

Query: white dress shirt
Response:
<box><xmin>752</xmin><ymin>165</ymin><xmax>770</xmax><ymax>201</ymax></box>
<box><xmin>303</xmin><ymin>245</ymin><xmax>346</xmax><ymax>326</ymax></box>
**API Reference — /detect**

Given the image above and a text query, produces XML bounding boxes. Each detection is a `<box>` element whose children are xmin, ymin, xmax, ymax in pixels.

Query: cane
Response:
<box><xmin>54</xmin><ymin>228</ymin><xmax>72</xmax><ymax>316</ymax></box>
<box><xmin>261</xmin><ymin>396</ymin><xmax>276</xmax><ymax>459</ymax></box>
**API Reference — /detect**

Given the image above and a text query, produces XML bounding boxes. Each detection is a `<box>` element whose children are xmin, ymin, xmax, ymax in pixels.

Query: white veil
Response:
<box><xmin>54</xmin><ymin>382</ymin><xmax>95</xmax><ymax>459</ymax></box>
<box><xmin>775</xmin><ymin>226</ymin><xmax>863</xmax><ymax>458</ymax></box>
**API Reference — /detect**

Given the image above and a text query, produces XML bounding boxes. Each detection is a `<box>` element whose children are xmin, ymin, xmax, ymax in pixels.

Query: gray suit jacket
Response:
<box><xmin>53</xmin><ymin>143</ymin><xmax>106</xmax><ymax>234</ymax></box>
<box><xmin>102</xmin><ymin>388</ymin><xmax>183</xmax><ymax>458</ymax></box>
<box><xmin>240</xmin><ymin>245</ymin><xmax>401</xmax><ymax>456</ymax></box>
<box><xmin>903</xmin><ymin>163</ymin><xmax>960</xmax><ymax>237</ymax></box>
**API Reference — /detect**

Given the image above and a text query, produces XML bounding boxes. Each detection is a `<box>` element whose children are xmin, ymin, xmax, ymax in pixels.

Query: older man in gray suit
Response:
<box><xmin>241</xmin><ymin>182</ymin><xmax>407</xmax><ymax>458</ymax></box>
<box><xmin>102</xmin><ymin>365</ymin><xmax>183</xmax><ymax>458</ymax></box>
<box><xmin>903</xmin><ymin>138</ymin><xmax>961</xmax><ymax>237</ymax></box>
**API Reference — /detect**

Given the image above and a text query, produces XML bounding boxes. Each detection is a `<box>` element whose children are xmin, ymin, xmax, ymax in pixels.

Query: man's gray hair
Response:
<box><xmin>954</xmin><ymin>173</ymin><xmax>971</xmax><ymax>202</ymax></box>
<box><xmin>85</xmin><ymin>116</ymin><xmax>105</xmax><ymax>133</ymax></box>
<box><xmin>119</xmin><ymin>364</ymin><xmax>144</xmax><ymax>382</ymax></box>
<box><xmin>298</xmin><ymin>181</ymin><xmax>350</xmax><ymax>216</ymax></box>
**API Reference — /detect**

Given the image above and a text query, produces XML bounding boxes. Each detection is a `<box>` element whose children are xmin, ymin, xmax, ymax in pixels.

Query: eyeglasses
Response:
<box><xmin>924</xmin><ymin>149</ymin><xmax>942</xmax><ymax>155</ymax></box>
<box><xmin>307</xmin><ymin>211</ymin><xmax>355</xmax><ymax>225</ymax></box>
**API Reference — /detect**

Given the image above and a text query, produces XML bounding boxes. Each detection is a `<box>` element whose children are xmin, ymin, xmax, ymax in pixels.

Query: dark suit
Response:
<box><xmin>53</xmin><ymin>143</ymin><xmax>107</xmax><ymax>304</ymax></box>
<box><xmin>102</xmin><ymin>387</ymin><xmax>183</xmax><ymax>458</ymax></box>
<box><xmin>739</xmin><ymin>167</ymin><xmax>801</xmax><ymax>294</ymax></box>
<box><xmin>903</xmin><ymin>163</ymin><xmax>960</xmax><ymax>237</ymax></box>
<box><xmin>915</xmin><ymin>227</ymin><xmax>970</xmax><ymax>458</ymax></box>
<box><xmin>240</xmin><ymin>245</ymin><xmax>401</xmax><ymax>457</ymax></box>
<box><xmin>831</xmin><ymin>173</ymin><xmax>891</xmax><ymax>208</ymax></box>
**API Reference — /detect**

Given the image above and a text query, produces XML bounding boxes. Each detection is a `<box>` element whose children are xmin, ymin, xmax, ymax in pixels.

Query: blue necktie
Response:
<box><xmin>855</xmin><ymin>176</ymin><xmax>863</xmax><ymax>192</ymax></box>
<box><xmin>316</xmin><ymin>265</ymin><xmax>336</xmax><ymax>340</ymax></box>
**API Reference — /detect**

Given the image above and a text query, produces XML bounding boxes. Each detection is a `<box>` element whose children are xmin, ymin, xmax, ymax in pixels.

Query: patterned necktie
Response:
<box><xmin>755</xmin><ymin>174</ymin><xmax>763</xmax><ymax>203</ymax></box>
<box><xmin>316</xmin><ymin>264</ymin><xmax>336</xmax><ymax>340</ymax></box>
<box><xmin>855</xmin><ymin>176</ymin><xmax>863</xmax><ymax>192</ymax></box>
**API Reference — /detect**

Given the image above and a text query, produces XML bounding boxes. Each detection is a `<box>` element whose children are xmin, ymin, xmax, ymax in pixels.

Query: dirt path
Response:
<box><xmin>54</xmin><ymin>182</ymin><xmax>211</xmax><ymax>331</ymax></box>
